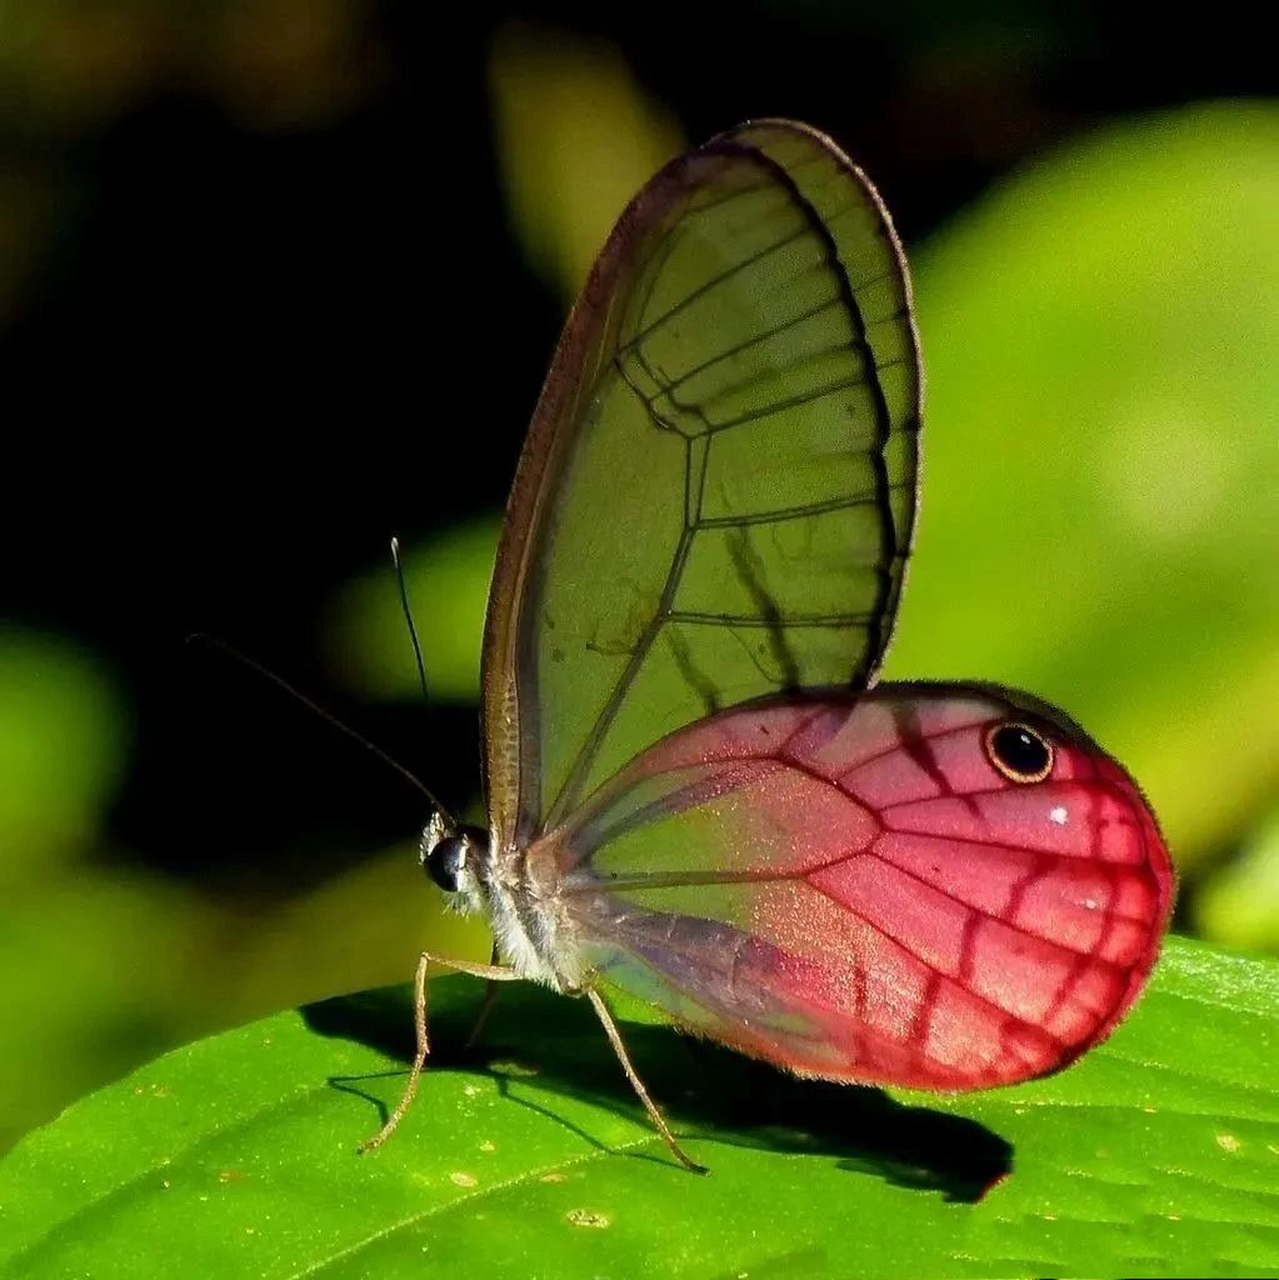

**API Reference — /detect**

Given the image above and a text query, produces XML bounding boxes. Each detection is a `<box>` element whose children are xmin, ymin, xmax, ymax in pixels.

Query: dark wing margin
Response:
<box><xmin>482</xmin><ymin>119</ymin><xmax>922</xmax><ymax>849</ymax></box>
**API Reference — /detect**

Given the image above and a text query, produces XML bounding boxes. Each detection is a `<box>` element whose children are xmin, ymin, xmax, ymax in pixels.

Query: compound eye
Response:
<box><xmin>984</xmin><ymin>721</ymin><xmax>1054</xmax><ymax>784</ymax></box>
<box><xmin>426</xmin><ymin>835</ymin><xmax>469</xmax><ymax>892</ymax></box>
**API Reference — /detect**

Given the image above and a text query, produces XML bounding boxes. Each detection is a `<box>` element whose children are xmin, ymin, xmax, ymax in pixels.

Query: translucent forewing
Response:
<box><xmin>482</xmin><ymin>122</ymin><xmax>921</xmax><ymax>851</ymax></box>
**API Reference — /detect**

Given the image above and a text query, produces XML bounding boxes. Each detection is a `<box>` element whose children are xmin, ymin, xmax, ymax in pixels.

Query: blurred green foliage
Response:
<box><xmin>1</xmin><ymin>8</ymin><xmax>1277</xmax><ymax>1186</ymax></box>
<box><xmin>0</xmin><ymin>625</ymin><xmax>485</xmax><ymax>1151</ymax></box>
<box><xmin>0</xmin><ymin>630</ymin><xmax>127</xmax><ymax>874</ymax></box>
<box><xmin>487</xmin><ymin>23</ymin><xmax>685</xmax><ymax>304</ymax></box>
<box><xmin>1199</xmin><ymin>804</ymin><xmax>1279</xmax><ymax>949</ymax></box>
<box><xmin>325</xmin><ymin>517</ymin><xmax>500</xmax><ymax>705</ymax></box>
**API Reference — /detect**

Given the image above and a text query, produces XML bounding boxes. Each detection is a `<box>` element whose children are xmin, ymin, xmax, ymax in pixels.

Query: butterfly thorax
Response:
<box><xmin>421</xmin><ymin>817</ymin><xmax>583</xmax><ymax>993</ymax></box>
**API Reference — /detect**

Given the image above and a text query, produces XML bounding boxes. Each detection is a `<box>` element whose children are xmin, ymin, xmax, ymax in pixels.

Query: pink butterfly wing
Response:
<box><xmin>539</xmin><ymin>686</ymin><xmax>1173</xmax><ymax>1090</ymax></box>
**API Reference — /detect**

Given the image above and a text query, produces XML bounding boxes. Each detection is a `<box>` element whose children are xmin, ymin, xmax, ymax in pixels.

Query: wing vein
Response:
<box><xmin>616</xmin><ymin>221</ymin><xmax>813</xmax><ymax>357</ymax></box>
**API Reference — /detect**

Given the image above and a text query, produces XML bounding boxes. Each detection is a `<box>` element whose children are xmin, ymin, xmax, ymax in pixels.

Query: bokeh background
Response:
<box><xmin>2</xmin><ymin>0</ymin><xmax>1277</xmax><ymax>1152</ymax></box>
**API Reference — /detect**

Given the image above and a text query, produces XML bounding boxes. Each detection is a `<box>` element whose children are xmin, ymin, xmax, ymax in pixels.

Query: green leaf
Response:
<box><xmin>2</xmin><ymin>937</ymin><xmax>1276</xmax><ymax>1278</ymax></box>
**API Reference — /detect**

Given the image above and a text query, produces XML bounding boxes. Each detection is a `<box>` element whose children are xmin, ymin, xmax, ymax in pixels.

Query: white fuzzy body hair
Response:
<box><xmin>426</xmin><ymin>820</ymin><xmax>583</xmax><ymax>993</ymax></box>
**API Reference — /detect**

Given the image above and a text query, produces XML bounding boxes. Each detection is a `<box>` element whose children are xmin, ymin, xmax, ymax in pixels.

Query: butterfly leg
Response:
<box><xmin>584</xmin><ymin>986</ymin><xmax>708</xmax><ymax>1175</ymax></box>
<box><xmin>359</xmin><ymin>949</ymin><xmax>520</xmax><ymax>1154</ymax></box>
<box><xmin>462</xmin><ymin>942</ymin><xmax>503</xmax><ymax>1051</ymax></box>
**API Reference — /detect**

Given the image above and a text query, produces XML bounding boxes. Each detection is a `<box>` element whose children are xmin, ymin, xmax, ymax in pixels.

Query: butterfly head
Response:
<box><xmin>420</xmin><ymin>812</ymin><xmax>489</xmax><ymax>910</ymax></box>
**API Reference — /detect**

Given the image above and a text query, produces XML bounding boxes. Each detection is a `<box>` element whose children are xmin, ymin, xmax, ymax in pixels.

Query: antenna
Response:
<box><xmin>188</xmin><ymin>633</ymin><xmax>456</xmax><ymax>831</ymax></box>
<box><xmin>390</xmin><ymin>536</ymin><xmax>430</xmax><ymax>704</ymax></box>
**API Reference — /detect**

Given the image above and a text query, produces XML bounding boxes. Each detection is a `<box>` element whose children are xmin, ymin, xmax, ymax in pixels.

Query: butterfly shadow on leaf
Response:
<box><xmin>306</xmin><ymin>977</ymin><xmax>1012</xmax><ymax>1205</ymax></box>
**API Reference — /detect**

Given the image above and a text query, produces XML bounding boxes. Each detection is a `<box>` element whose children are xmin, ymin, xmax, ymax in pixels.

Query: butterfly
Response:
<box><xmin>364</xmin><ymin>118</ymin><xmax>1175</xmax><ymax>1173</ymax></box>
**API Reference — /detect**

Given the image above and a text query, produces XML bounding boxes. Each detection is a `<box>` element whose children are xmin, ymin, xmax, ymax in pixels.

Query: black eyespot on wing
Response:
<box><xmin>984</xmin><ymin>722</ymin><xmax>1054</xmax><ymax>784</ymax></box>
